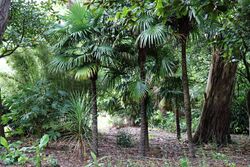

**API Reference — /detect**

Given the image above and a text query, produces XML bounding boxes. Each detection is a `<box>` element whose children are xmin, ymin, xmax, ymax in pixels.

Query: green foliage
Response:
<box><xmin>2</xmin><ymin>80</ymin><xmax>70</xmax><ymax>136</ymax></box>
<box><xmin>150</xmin><ymin>109</ymin><xmax>200</xmax><ymax>133</ymax></box>
<box><xmin>35</xmin><ymin>134</ymin><xmax>50</xmax><ymax>167</ymax></box>
<box><xmin>85</xmin><ymin>152</ymin><xmax>108</xmax><ymax>167</ymax></box>
<box><xmin>230</xmin><ymin>77</ymin><xmax>249</xmax><ymax>134</ymax></box>
<box><xmin>63</xmin><ymin>92</ymin><xmax>91</xmax><ymax>141</ymax></box>
<box><xmin>150</xmin><ymin>111</ymin><xmax>184</xmax><ymax>133</ymax></box>
<box><xmin>0</xmin><ymin>0</ymin><xmax>55</xmax><ymax>58</ymax></box>
<box><xmin>116</xmin><ymin>131</ymin><xmax>133</xmax><ymax>148</ymax></box>
<box><xmin>0</xmin><ymin>134</ymin><xmax>49</xmax><ymax>166</ymax></box>
<box><xmin>179</xmin><ymin>157</ymin><xmax>189</xmax><ymax>167</ymax></box>
<box><xmin>46</xmin><ymin>155</ymin><xmax>59</xmax><ymax>167</ymax></box>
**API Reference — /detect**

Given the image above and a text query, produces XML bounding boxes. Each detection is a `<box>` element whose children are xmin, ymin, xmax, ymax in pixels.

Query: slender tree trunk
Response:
<box><xmin>139</xmin><ymin>48</ymin><xmax>149</xmax><ymax>156</ymax></box>
<box><xmin>90</xmin><ymin>74</ymin><xmax>98</xmax><ymax>156</ymax></box>
<box><xmin>246</xmin><ymin>90</ymin><xmax>250</xmax><ymax>138</ymax></box>
<box><xmin>193</xmin><ymin>48</ymin><xmax>237</xmax><ymax>145</ymax></box>
<box><xmin>181</xmin><ymin>36</ymin><xmax>195</xmax><ymax>157</ymax></box>
<box><xmin>172</xmin><ymin>98</ymin><xmax>181</xmax><ymax>140</ymax></box>
<box><xmin>0</xmin><ymin>0</ymin><xmax>10</xmax><ymax>43</ymax></box>
<box><xmin>0</xmin><ymin>88</ymin><xmax>4</xmax><ymax>137</ymax></box>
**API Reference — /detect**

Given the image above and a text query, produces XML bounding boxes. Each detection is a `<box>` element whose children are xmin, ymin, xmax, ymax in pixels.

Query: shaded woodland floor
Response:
<box><xmin>41</xmin><ymin>127</ymin><xmax>250</xmax><ymax>167</ymax></box>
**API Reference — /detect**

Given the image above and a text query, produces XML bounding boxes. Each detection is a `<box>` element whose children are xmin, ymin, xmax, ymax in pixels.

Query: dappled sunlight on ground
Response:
<box><xmin>98</xmin><ymin>113</ymin><xmax>113</xmax><ymax>133</ymax></box>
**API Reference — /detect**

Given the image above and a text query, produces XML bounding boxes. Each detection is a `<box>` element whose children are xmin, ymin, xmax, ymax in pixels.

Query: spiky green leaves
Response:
<box><xmin>50</xmin><ymin>3</ymin><xmax>113</xmax><ymax>81</ymax></box>
<box><xmin>136</xmin><ymin>24</ymin><xmax>167</xmax><ymax>48</ymax></box>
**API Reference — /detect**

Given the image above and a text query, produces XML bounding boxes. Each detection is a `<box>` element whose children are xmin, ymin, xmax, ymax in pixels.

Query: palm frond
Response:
<box><xmin>65</xmin><ymin>3</ymin><xmax>93</xmax><ymax>33</ymax></box>
<box><xmin>136</xmin><ymin>24</ymin><xmax>167</xmax><ymax>48</ymax></box>
<box><xmin>50</xmin><ymin>55</ymin><xmax>79</xmax><ymax>73</ymax></box>
<box><xmin>74</xmin><ymin>64</ymin><xmax>97</xmax><ymax>80</ymax></box>
<box><xmin>133</xmin><ymin>15</ymin><xmax>155</xmax><ymax>32</ymax></box>
<box><xmin>129</xmin><ymin>80</ymin><xmax>148</xmax><ymax>101</ymax></box>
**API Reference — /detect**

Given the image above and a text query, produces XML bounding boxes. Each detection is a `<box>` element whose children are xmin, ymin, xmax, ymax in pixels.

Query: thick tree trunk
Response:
<box><xmin>180</xmin><ymin>37</ymin><xmax>195</xmax><ymax>157</ymax></box>
<box><xmin>0</xmin><ymin>88</ymin><xmax>4</xmax><ymax>137</ymax></box>
<box><xmin>139</xmin><ymin>48</ymin><xmax>149</xmax><ymax>156</ymax></box>
<box><xmin>193</xmin><ymin>49</ymin><xmax>237</xmax><ymax>145</ymax></box>
<box><xmin>90</xmin><ymin>74</ymin><xmax>98</xmax><ymax>156</ymax></box>
<box><xmin>0</xmin><ymin>0</ymin><xmax>10</xmax><ymax>43</ymax></box>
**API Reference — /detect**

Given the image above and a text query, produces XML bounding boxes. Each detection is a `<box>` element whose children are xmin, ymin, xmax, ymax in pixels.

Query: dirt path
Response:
<box><xmin>45</xmin><ymin>127</ymin><xmax>250</xmax><ymax>167</ymax></box>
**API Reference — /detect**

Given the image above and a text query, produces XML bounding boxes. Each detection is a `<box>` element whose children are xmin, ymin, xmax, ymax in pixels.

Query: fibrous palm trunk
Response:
<box><xmin>172</xmin><ymin>98</ymin><xmax>181</xmax><ymax>140</ymax></box>
<box><xmin>91</xmin><ymin>74</ymin><xmax>98</xmax><ymax>156</ymax></box>
<box><xmin>0</xmin><ymin>0</ymin><xmax>10</xmax><ymax>43</ymax></box>
<box><xmin>139</xmin><ymin>48</ymin><xmax>149</xmax><ymax>156</ymax></box>
<box><xmin>193</xmin><ymin>48</ymin><xmax>237</xmax><ymax>145</ymax></box>
<box><xmin>181</xmin><ymin>36</ymin><xmax>195</xmax><ymax>157</ymax></box>
<box><xmin>246</xmin><ymin>90</ymin><xmax>250</xmax><ymax>138</ymax></box>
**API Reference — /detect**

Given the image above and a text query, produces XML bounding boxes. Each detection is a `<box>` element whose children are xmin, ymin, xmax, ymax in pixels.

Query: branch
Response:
<box><xmin>0</xmin><ymin>17</ymin><xmax>25</xmax><ymax>58</ymax></box>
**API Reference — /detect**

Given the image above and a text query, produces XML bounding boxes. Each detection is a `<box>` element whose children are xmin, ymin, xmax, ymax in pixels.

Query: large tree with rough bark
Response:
<box><xmin>193</xmin><ymin>48</ymin><xmax>237</xmax><ymax>144</ymax></box>
<box><xmin>194</xmin><ymin>0</ymin><xmax>249</xmax><ymax>145</ymax></box>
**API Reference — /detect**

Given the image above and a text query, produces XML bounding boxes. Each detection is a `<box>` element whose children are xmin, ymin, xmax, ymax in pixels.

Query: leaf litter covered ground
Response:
<box><xmin>44</xmin><ymin>126</ymin><xmax>250</xmax><ymax>167</ymax></box>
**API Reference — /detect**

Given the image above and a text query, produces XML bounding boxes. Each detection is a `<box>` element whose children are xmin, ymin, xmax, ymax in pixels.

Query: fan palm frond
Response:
<box><xmin>133</xmin><ymin>15</ymin><xmax>155</xmax><ymax>32</ymax></box>
<box><xmin>64</xmin><ymin>3</ymin><xmax>93</xmax><ymax>33</ymax></box>
<box><xmin>136</xmin><ymin>24</ymin><xmax>167</xmax><ymax>48</ymax></box>
<box><xmin>129</xmin><ymin>80</ymin><xmax>148</xmax><ymax>101</ymax></box>
<box><xmin>50</xmin><ymin>55</ymin><xmax>78</xmax><ymax>73</ymax></box>
<box><xmin>74</xmin><ymin>64</ymin><xmax>98</xmax><ymax>80</ymax></box>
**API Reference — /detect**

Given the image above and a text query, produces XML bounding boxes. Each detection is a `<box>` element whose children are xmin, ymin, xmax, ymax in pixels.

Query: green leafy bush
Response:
<box><xmin>149</xmin><ymin>109</ymin><xmax>200</xmax><ymax>133</ymax></box>
<box><xmin>2</xmin><ymin>80</ymin><xmax>70</xmax><ymax>137</ymax></box>
<box><xmin>116</xmin><ymin>131</ymin><xmax>133</xmax><ymax>148</ymax></box>
<box><xmin>0</xmin><ymin>134</ymin><xmax>50</xmax><ymax>166</ymax></box>
<box><xmin>230</xmin><ymin>96</ymin><xmax>248</xmax><ymax>134</ymax></box>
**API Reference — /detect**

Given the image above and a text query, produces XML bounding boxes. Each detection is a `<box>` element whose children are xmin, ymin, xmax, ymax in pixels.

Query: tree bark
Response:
<box><xmin>172</xmin><ymin>98</ymin><xmax>181</xmax><ymax>140</ymax></box>
<box><xmin>193</xmin><ymin>48</ymin><xmax>237</xmax><ymax>145</ymax></box>
<box><xmin>246</xmin><ymin>90</ymin><xmax>250</xmax><ymax>138</ymax></box>
<box><xmin>0</xmin><ymin>0</ymin><xmax>10</xmax><ymax>43</ymax></box>
<box><xmin>139</xmin><ymin>47</ymin><xmax>149</xmax><ymax>156</ymax></box>
<box><xmin>90</xmin><ymin>74</ymin><xmax>98</xmax><ymax>156</ymax></box>
<box><xmin>180</xmin><ymin>36</ymin><xmax>195</xmax><ymax>157</ymax></box>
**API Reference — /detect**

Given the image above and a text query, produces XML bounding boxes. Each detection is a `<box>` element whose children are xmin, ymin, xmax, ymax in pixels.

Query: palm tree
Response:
<box><xmin>103</xmin><ymin>12</ymin><xmax>167</xmax><ymax>155</ymax></box>
<box><xmin>135</xmin><ymin>15</ymin><xmax>167</xmax><ymax>156</ymax></box>
<box><xmin>155</xmin><ymin>0</ymin><xmax>200</xmax><ymax>157</ymax></box>
<box><xmin>50</xmin><ymin>3</ymin><xmax>113</xmax><ymax>157</ymax></box>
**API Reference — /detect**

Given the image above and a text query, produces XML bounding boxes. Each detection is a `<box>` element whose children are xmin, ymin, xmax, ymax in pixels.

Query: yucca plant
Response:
<box><xmin>63</xmin><ymin>92</ymin><xmax>91</xmax><ymax>162</ymax></box>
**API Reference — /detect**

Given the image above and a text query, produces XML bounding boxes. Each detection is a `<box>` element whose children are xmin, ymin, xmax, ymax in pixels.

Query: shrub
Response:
<box><xmin>0</xmin><ymin>134</ymin><xmax>49</xmax><ymax>166</ymax></box>
<box><xmin>230</xmin><ymin>96</ymin><xmax>248</xmax><ymax>134</ymax></box>
<box><xmin>116</xmin><ymin>131</ymin><xmax>133</xmax><ymax>148</ymax></box>
<box><xmin>2</xmin><ymin>80</ymin><xmax>70</xmax><ymax>137</ymax></box>
<box><xmin>149</xmin><ymin>109</ymin><xmax>200</xmax><ymax>133</ymax></box>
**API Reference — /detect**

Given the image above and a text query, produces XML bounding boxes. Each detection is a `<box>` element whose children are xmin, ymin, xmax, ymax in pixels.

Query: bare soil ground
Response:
<box><xmin>44</xmin><ymin>127</ymin><xmax>250</xmax><ymax>167</ymax></box>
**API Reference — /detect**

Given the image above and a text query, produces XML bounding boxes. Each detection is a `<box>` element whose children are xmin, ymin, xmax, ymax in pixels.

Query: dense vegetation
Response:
<box><xmin>0</xmin><ymin>0</ymin><xmax>249</xmax><ymax>166</ymax></box>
